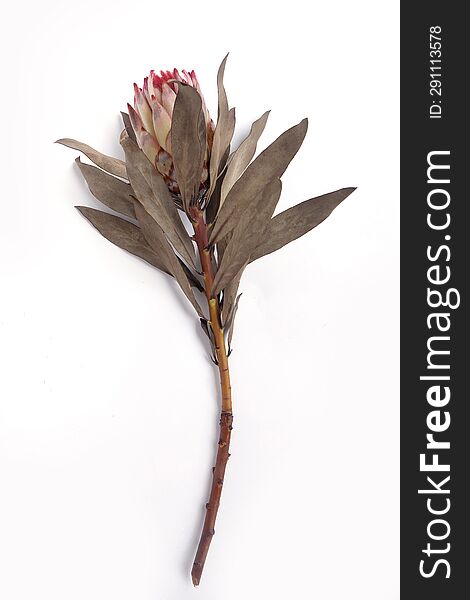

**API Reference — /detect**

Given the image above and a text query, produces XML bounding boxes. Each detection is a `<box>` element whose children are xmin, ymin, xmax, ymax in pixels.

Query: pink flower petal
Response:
<box><xmin>156</xmin><ymin>149</ymin><xmax>172</xmax><ymax>177</ymax></box>
<box><xmin>189</xmin><ymin>70</ymin><xmax>199</xmax><ymax>89</ymax></box>
<box><xmin>165</xmin><ymin>131</ymin><xmax>172</xmax><ymax>155</ymax></box>
<box><xmin>127</xmin><ymin>104</ymin><xmax>161</xmax><ymax>165</ymax></box>
<box><xmin>161</xmin><ymin>82</ymin><xmax>176</xmax><ymax>117</ymax></box>
<box><xmin>140</xmin><ymin>131</ymin><xmax>160</xmax><ymax>166</ymax></box>
<box><xmin>143</xmin><ymin>77</ymin><xmax>151</xmax><ymax>103</ymax></box>
<box><xmin>170</xmin><ymin>69</ymin><xmax>183</xmax><ymax>93</ymax></box>
<box><xmin>181</xmin><ymin>69</ymin><xmax>192</xmax><ymax>85</ymax></box>
<box><xmin>127</xmin><ymin>102</ymin><xmax>143</xmax><ymax>133</ymax></box>
<box><xmin>134</xmin><ymin>83</ymin><xmax>155</xmax><ymax>137</ymax></box>
<box><xmin>130</xmin><ymin>66</ymin><xmax>214</xmax><ymax>171</ymax></box>
<box><xmin>152</xmin><ymin>72</ymin><xmax>163</xmax><ymax>94</ymax></box>
<box><xmin>151</xmin><ymin>99</ymin><xmax>172</xmax><ymax>151</ymax></box>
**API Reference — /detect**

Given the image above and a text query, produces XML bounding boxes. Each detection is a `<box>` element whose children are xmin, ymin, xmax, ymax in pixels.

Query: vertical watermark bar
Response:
<box><xmin>401</xmin><ymin>2</ymin><xmax>468</xmax><ymax>598</ymax></box>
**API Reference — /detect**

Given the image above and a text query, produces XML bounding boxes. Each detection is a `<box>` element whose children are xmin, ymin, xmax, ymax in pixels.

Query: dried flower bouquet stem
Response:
<box><xmin>58</xmin><ymin>55</ymin><xmax>355</xmax><ymax>586</ymax></box>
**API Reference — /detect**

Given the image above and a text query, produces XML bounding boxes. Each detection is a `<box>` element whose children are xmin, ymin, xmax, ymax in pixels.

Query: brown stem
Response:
<box><xmin>190</xmin><ymin>207</ymin><xmax>233</xmax><ymax>586</ymax></box>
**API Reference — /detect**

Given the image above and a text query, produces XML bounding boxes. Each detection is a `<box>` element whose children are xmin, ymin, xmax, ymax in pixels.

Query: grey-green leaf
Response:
<box><xmin>250</xmin><ymin>187</ymin><xmax>356</xmax><ymax>263</ymax></box>
<box><xmin>200</xmin><ymin>318</ymin><xmax>217</xmax><ymax>360</ymax></box>
<box><xmin>208</xmin><ymin>55</ymin><xmax>235</xmax><ymax>198</ymax></box>
<box><xmin>75</xmin><ymin>158</ymin><xmax>135</xmax><ymax>219</ymax></box>
<box><xmin>134</xmin><ymin>202</ymin><xmax>205</xmax><ymax>318</ymax></box>
<box><xmin>133</xmin><ymin>199</ymin><xmax>202</xmax><ymax>290</ymax></box>
<box><xmin>76</xmin><ymin>206</ymin><xmax>169</xmax><ymax>274</ymax></box>
<box><xmin>220</xmin><ymin>110</ymin><xmax>270</xmax><ymax>206</ymax></box>
<box><xmin>121</xmin><ymin>111</ymin><xmax>137</xmax><ymax>143</ymax></box>
<box><xmin>216</xmin><ymin>54</ymin><xmax>229</xmax><ymax>117</ymax></box>
<box><xmin>213</xmin><ymin>179</ymin><xmax>282</xmax><ymax>295</ymax></box>
<box><xmin>121</xmin><ymin>133</ymin><xmax>196</xmax><ymax>268</ymax></box>
<box><xmin>170</xmin><ymin>83</ymin><xmax>206</xmax><ymax>209</ymax></box>
<box><xmin>56</xmin><ymin>138</ymin><xmax>127</xmax><ymax>180</ymax></box>
<box><xmin>224</xmin><ymin>293</ymin><xmax>241</xmax><ymax>349</ymax></box>
<box><xmin>219</xmin><ymin>231</ymin><xmax>243</xmax><ymax>329</ymax></box>
<box><xmin>209</xmin><ymin>118</ymin><xmax>308</xmax><ymax>244</ymax></box>
<box><xmin>205</xmin><ymin>129</ymin><xmax>232</xmax><ymax>224</ymax></box>
<box><xmin>221</xmin><ymin>262</ymin><xmax>244</xmax><ymax>327</ymax></box>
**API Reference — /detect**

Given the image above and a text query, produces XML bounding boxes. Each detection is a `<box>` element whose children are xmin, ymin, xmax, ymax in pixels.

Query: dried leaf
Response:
<box><xmin>76</xmin><ymin>158</ymin><xmax>135</xmax><ymax>219</ymax></box>
<box><xmin>200</xmin><ymin>318</ymin><xmax>217</xmax><ymax>361</ymax></box>
<box><xmin>216</xmin><ymin>55</ymin><xmax>229</xmax><ymax>117</ymax></box>
<box><xmin>134</xmin><ymin>202</ymin><xmax>205</xmax><ymax>317</ymax></box>
<box><xmin>76</xmin><ymin>206</ymin><xmax>169</xmax><ymax>274</ymax></box>
<box><xmin>216</xmin><ymin>231</ymin><xmax>231</xmax><ymax>268</ymax></box>
<box><xmin>220</xmin><ymin>110</ymin><xmax>270</xmax><ymax>206</ymax></box>
<box><xmin>121</xmin><ymin>133</ymin><xmax>196</xmax><ymax>268</ymax></box>
<box><xmin>212</xmin><ymin>179</ymin><xmax>282</xmax><ymax>295</ymax></box>
<box><xmin>209</xmin><ymin>119</ymin><xmax>308</xmax><ymax>244</ymax></box>
<box><xmin>221</xmin><ymin>262</ymin><xmax>244</xmax><ymax>325</ymax></box>
<box><xmin>250</xmin><ymin>187</ymin><xmax>356</xmax><ymax>262</ymax></box>
<box><xmin>208</xmin><ymin>55</ymin><xmax>235</xmax><ymax>198</ymax></box>
<box><xmin>134</xmin><ymin>200</ymin><xmax>204</xmax><ymax>292</ymax></box>
<box><xmin>56</xmin><ymin>138</ymin><xmax>127</xmax><ymax>180</ymax></box>
<box><xmin>205</xmin><ymin>144</ymin><xmax>231</xmax><ymax>224</ymax></box>
<box><xmin>121</xmin><ymin>111</ymin><xmax>137</xmax><ymax>143</ymax></box>
<box><xmin>133</xmin><ymin>198</ymin><xmax>201</xmax><ymax>290</ymax></box>
<box><xmin>170</xmin><ymin>83</ymin><xmax>206</xmax><ymax>208</ymax></box>
<box><xmin>182</xmin><ymin>265</ymin><xmax>204</xmax><ymax>292</ymax></box>
<box><xmin>224</xmin><ymin>293</ymin><xmax>241</xmax><ymax>349</ymax></box>
<box><xmin>200</xmin><ymin>318</ymin><xmax>211</xmax><ymax>339</ymax></box>
<box><xmin>219</xmin><ymin>229</ymin><xmax>242</xmax><ymax>328</ymax></box>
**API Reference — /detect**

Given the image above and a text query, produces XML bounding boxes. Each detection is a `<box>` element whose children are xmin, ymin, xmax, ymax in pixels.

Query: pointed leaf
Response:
<box><xmin>215</xmin><ymin>228</ymin><xmax>243</xmax><ymax>329</ymax></box>
<box><xmin>221</xmin><ymin>269</ymin><xmax>241</xmax><ymax>323</ymax></box>
<box><xmin>134</xmin><ymin>202</ymin><xmax>205</xmax><ymax>317</ymax></box>
<box><xmin>76</xmin><ymin>206</ymin><xmax>201</xmax><ymax>291</ymax></box>
<box><xmin>183</xmin><ymin>265</ymin><xmax>204</xmax><ymax>292</ymax></box>
<box><xmin>132</xmin><ymin>198</ymin><xmax>202</xmax><ymax>290</ymax></box>
<box><xmin>216</xmin><ymin>55</ymin><xmax>229</xmax><ymax>117</ymax></box>
<box><xmin>208</xmin><ymin>55</ymin><xmax>235</xmax><ymax>198</ymax></box>
<box><xmin>210</xmin><ymin>119</ymin><xmax>308</xmax><ymax>244</ymax></box>
<box><xmin>220</xmin><ymin>110</ymin><xmax>270</xmax><ymax>206</ymax></box>
<box><xmin>213</xmin><ymin>179</ymin><xmax>282</xmax><ymax>295</ymax></box>
<box><xmin>205</xmin><ymin>143</ymin><xmax>231</xmax><ymax>224</ymax></box>
<box><xmin>224</xmin><ymin>293</ymin><xmax>241</xmax><ymax>349</ymax></box>
<box><xmin>216</xmin><ymin>230</ymin><xmax>231</xmax><ymax>267</ymax></box>
<box><xmin>200</xmin><ymin>318</ymin><xmax>217</xmax><ymax>360</ymax></box>
<box><xmin>170</xmin><ymin>83</ymin><xmax>206</xmax><ymax>208</ymax></box>
<box><xmin>121</xmin><ymin>133</ymin><xmax>196</xmax><ymax>268</ymax></box>
<box><xmin>76</xmin><ymin>206</ymin><xmax>170</xmax><ymax>274</ymax></box>
<box><xmin>200</xmin><ymin>318</ymin><xmax>211</xmax><ymax>340</ymax></box>
<box><xmin>218</xmin><ymin>230</ymin><xmax>239</xmax><ymax>323</ymax></box>
<box><xmin>56</xmin><ymin>138</ymin><xmax>127</xmax><ymax>179</ymax></box>
<box><xmin>131</xmin><ymin>201</ymin><xmax>201</xmax><ymax>290</ymax></box>
<box><xmin>250</xmin><ymin>187</ymin><xmax>355</xmax><ymax>262</ymax></box>
<box><xmin>121</xmin><ymin>111</ymin><xmax>137</xmax><ymax>143</ymax></box>
<box><xmin>76</xmin><ymin>158</ymin><xmax>135</xmax><ymax>219</ymax></box>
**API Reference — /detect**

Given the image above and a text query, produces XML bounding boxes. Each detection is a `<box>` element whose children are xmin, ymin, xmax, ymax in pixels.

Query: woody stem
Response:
<box><xmin>190</xmin><ymin>207</ymin><xmax>233</xmax><ymax>586</ymax></box>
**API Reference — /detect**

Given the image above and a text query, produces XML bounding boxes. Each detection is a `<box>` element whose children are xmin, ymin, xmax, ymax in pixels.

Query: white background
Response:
<box><xmin>0</xmin><ymin>1</ymin><xmax>399</xmax><ymax>598</ymax></box>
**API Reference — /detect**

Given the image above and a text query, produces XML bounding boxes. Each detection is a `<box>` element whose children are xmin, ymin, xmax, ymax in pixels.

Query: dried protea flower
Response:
<box><xmin>128</xmin><ymin>69</ymin><xmax>214</xmax><ymax>194</ymax></box>
<box><xmin>57</xmin><ymin>55</ymin><xmax>356</xmax><ymax>587</ymax></box>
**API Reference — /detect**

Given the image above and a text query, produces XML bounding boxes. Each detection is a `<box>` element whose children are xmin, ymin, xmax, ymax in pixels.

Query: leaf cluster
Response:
<box><xmin>57</xmin><ymin>56</ymin><xmax>355</xmax><ymax>346</ymax></box>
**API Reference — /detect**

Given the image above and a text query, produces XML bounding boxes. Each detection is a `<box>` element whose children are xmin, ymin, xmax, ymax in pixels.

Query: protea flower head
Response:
<box><xmin>128</xmin><ymin>69</ymin><xmax>214</xmax><ymax>195</ymax></box>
